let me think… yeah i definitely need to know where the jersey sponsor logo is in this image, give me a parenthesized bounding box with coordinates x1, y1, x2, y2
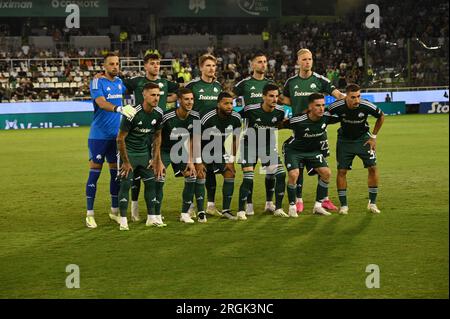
(250, 92, 263, 98)
(294, 91, 314, 97)
(133, 128, 153, 133)
(199, 95, 218, 100)
(342, 118, 365, 124)
(304, 132, 325, 138)
(106, 93, 123, 99)
(310, 83, 317, 89)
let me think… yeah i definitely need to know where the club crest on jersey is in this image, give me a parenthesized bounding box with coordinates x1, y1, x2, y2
(310, 83, 317, 89)
(158, 82, 164, 88)
(151, 119, 157, 125)
(358, 112, 365, 118)
(96, 154, 102, 160)
(272, 117, 277, 123)
(188, 124, 193, 130)
(321, 123, 327, 129)
(213, 87, 219, 93)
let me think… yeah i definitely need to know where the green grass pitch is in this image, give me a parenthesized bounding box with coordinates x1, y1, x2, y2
(0, 114, 448, 298)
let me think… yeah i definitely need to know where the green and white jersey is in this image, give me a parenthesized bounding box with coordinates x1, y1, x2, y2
(200, 108, 242, 151)
(160, 109, 200, 153)
(328, 99, 383, 140)
(285, 112, 340, 153)
(240, 103, 285, 147)
(233, 76, 272, 106)
(123, 76, 179, 111)
(119, 105, 164, 155)
(283, 72, 336, 115)
(185, 78, 222, 112)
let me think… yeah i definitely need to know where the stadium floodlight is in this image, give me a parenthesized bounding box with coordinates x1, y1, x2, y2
(416, 38, 441, 50)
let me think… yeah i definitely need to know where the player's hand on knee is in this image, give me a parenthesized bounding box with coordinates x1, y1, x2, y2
(153, 161, 165, 179)
(115, 105, 137, 119)
(185, 163, 196, 177)
(364, 137, 376, 151)
(120, 162, 133, 178)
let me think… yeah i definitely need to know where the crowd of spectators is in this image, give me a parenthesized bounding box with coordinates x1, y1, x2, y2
(0, 0, 448, 102)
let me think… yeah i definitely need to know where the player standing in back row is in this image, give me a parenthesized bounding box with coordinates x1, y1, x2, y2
(185, 54, 223, 217)
(327, 84, 384, 215)
(233, 52, 279, 215)
(122, 53, 179, 221)
(85, 53, 136, 229)
(282, 48, 345, 214)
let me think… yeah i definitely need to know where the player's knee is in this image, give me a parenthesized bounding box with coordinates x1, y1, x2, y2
(288, 170, 299, 183)
(337, 169, 347, 177)
(320, 168, 331, 181)
(367, 166, 377, 175)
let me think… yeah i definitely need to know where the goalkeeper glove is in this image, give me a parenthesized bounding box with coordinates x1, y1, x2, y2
(114, 104, 137, 119)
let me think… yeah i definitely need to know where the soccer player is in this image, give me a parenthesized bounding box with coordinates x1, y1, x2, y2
(233, 52, 278, 214)
(116, 82, 165, 230)
(122, 53, 179, 221)
(283, 93, 341, 217)
(85, 53, 136, 229)
(238, 83, 288, 219)
(185, 54, 223, 217)
(282, 48, 345, 214)
(152, 88, 199, 224)
(197, 91, 242, 221)
(327, 84, 385, 215)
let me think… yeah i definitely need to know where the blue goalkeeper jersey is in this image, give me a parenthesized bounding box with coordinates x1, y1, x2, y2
(89, 76, 126, 140)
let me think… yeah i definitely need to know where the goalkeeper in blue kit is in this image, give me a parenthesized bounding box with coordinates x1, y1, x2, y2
(85, 53, 137, 228)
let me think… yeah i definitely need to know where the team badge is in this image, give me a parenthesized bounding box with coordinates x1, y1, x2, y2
(358, 112, 365, 118)
(272, 117, 277, 123)
(151, 119, 157, 125)
(310, 83, 317, 89)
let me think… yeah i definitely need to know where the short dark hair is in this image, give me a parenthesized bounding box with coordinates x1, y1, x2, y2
(346, 83, 361, 93)
(251, 52, 266, 61)
(262, 83, 279, 96)
(143, 82, 160, 91)
(177, 87, 193, 98)
(308, 93, 325, 104)
(104, 52, 118, 62)
(217, 91, 233, 102)
(144, 53, 160, 64)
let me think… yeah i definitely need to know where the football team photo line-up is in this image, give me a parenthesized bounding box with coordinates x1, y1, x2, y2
(84, 50, 384, 230)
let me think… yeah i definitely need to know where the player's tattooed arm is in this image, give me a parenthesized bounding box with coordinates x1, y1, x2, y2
(364, 111, 385, 151)
(117, 130, 132, 178)
(152, 129, 165, 179)
(331, 89, 346, 100)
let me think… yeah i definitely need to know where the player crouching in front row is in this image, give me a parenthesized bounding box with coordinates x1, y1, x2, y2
(282, 93, 341, 216)
(116, 82, 166, 230)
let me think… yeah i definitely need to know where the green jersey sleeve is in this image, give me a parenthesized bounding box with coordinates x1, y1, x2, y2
(119, 115, 133, 132)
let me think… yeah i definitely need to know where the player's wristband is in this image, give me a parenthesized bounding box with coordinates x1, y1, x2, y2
(114, 106, 121, 113)
(368, 133, 377, 139)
